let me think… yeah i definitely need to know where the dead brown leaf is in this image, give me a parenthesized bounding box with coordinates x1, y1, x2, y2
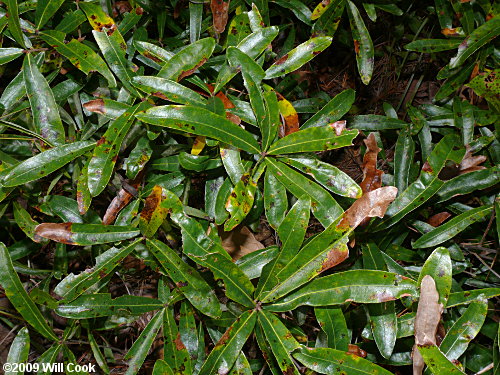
(211, 0, 230, 34)
(34, 223, 75, 244)
(103, 174, 143, 225)
(347, 344, 367, 358)
(359, 133, 383, 194)
(412, 275, 444, 375)
(219, 226, 264, 260)
(427, 212, 451, 227)
(83, 99, 106, 115)
(459, 151, 486, 175)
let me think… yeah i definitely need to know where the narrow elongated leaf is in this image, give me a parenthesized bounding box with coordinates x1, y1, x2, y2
(265, 37, 332, 79)
(36, 0, 65, 29)
(349, 115, 406, 130)
(55, 239, 141, 300)
(79, 2, 115, 31)
(346, 1, 374, 84)
(449, 18, 500, 68)
(446, 288, 500, 307)
(263, 172, 287, 229)
(13, 202, 39, 241)
(198, 310, 257, 375)
(405, 39, 462, 53)
(266, 270, 418, 311)
(417, 247, 452, 306)
(179, 302, 198, 360)
(294, 347, 393, 375)
(2, 141, 94, 187)
(147, 239, 221, 318)
(158, 38, 215, 81)
(124, 310, 163, 375)
(5, 327, 30, 375)
(301, 89, 355, 129)
(23, 54, 65, 145)
(258, 310, 301, 375)
(315, 307, 349, 350)
(163, 307, 192, 375)
(268, 124, 358, 154)
(56, 294, 164, 318)
(274, 0, 312, 24)
(265, 158, 343, 227)
(0, 243, 58, 341)
(139, 186, 168, 237)
(34, 223, 139, 245)
(262, 88, 280, 150)
(413, 205, 493, 248)
(0, 48, 23, 65)
(136, 105, 261, 154)
(153, 360, 174, 375)
(417, 345, 465, 374)
(40, 31, 116, 87)
(93, 29, 140, 97)
(5, 0, 25, 48)
(225, 173, 258, 231)
(88, 102, 148, 196)
(131, 76, 207, 106)
(311, 0, 345, 37)
(394, 126, 415, 194)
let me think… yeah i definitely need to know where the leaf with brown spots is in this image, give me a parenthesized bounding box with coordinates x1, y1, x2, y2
(139, 185, 169, 237)
(163, 306, 193, 374)
(276, 91, 300, 136)
(211, 0, 231, 34)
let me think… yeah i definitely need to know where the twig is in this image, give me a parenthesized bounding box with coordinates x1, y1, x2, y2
(479, 210, 495, 245)
(475, 363, 493, 375)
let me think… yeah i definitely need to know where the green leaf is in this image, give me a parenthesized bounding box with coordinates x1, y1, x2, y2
(131, 76, 207, 106)
(226, 13, 252, 47)
(179, 302, 199, 360)
(1, 141, 95, 187)
(34, 223, 140, 245)
(37, 344, 63, 375)
(261, 86, 280, 151)
(23, 53, 65, 145)
(139, 186, 169, 237)
(0, 243, 58, 341)
(224, 173, 259, 231)
(346, 0, 374, 84)
(54, 9, 87, 33)
(257, 196, 311, 298)
(449, 18, 500, 69)
(147, 239, 221, 318)
(158, 38, 215, 81)
(0, 48, 23, 65)
(301, 89, 355, 129)
(136, 105, 261, 154)
(265, 158, 343, 227)
(283, 156, 362, 198)
(215, 27, 279, 92)
(268, 125, 358, 155)
(273, 0, 312, 25)
(311, 0, 346, 37)
(163, 306, 192, 374)
(5, 0, 25, 48)
(413, 205, 493, 248)
(93, 29, 141, 97)
(294, 347, 393, 375)
(394, 126, 415, 195)
(466, 69, 500, 112)
(266, 270, 418, 312)
(315, 307, 349, 350)
(446, 288, 500, 307)
(417, 247, 452, 306)
(87, 330, 110, 374)
(265, 36, 332, 79)
(56, 294, 164, 318)
(435, 61, 475, 102)
(88, 102, 148, 196)
(258, 310, 301, 375)
(405, 39, 462, 53)
(198, 310, 257, 375)
(189, 1, 203, 43)
(440, 299, 488, 361)
(263, 172, 287, 229)
(5, 327, 30, 375)
(349, 115, 407, 130)
(124, 310, 163, 375)
(35, 0, 65, 29)
(79, 2, 115, 31)
(13, 202, 39, 241)
(417, 345, 465, 374)
(236, 246, 279, 280)
(54, 239, 141, 300)
(40, 31, 116, 87)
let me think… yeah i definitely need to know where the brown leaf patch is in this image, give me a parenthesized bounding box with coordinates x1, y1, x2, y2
(459, 151, 486, 175)
(219, 225, 264, 260)
(178, 58, 207, 82)
(319, 242, 349, 273)
(83, 99, 106, 115)
(359, 133, 383, 194)
(427, 212, 451, 227)
(347, 344, 367, 358)
(34, 223, 76, 244)
(140, 185, 163, 222)
(211, 0, 230, 34)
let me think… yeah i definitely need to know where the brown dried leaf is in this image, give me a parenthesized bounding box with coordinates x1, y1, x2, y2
(211, 0, 231, 34)
(83, 99, 106, 115)
(337, 186, 398, 230)
(276, 91, 299, 137)
(427, 212, 451, 227)
(103, 174, 143, 225)
(34, 223, 75, 245)
(413, 275, 443, 375)
(219, 225, 264, 260)
(359, 133, 383, 194)
(347, 344, 367, 358)
(459, 151, 486, 175)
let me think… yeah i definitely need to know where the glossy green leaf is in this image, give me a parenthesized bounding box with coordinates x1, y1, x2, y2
(179, 302, 198, 361)
(0, 47, 23, 65)
(34, 223, 140, 245)
(294, 347, 393, 375)
(268, 125, 357, 155)
(131, 76, 207, 106)
(274, 0, 312, 25)
(54, 9, 86, 33)
(23, 53, 65, 145)
(349, 115, 407, 130)
(261, 86, 280, 151)
(147, 239, 221, 318)
(265, 36, 332, 79)
(198, 310, 256, 375)
(311, 0, 346, 37)
(40, 31, 116, 87)
(55, 239, 141, 300)
(437, 166, 500, 202)
(417, 345, 465, 374)
(263, 172, 287, 229)
(56, 294, 164, 318)
(124, 136, 152, 179)
(13, 202, 39, 241)
(235, 246, 279, 280)
(265, 158, 343, 227)
(189, 1, 203, 43)
(258, 310, 301, 375)
(394, 126, 415, 195)
(35, 0, 65, 29)
(93, 29, 140, 97)
(134, 40, 174, 64)
(315, 307, 349, 350)
(124, 310, 163, 375)
(226, 13, 252, 47)
(79, 2, 115, 31)
(153, 360, 174, 375)
(266, 270, 418, 311)
(414, 205, 493, 249)
(446, 288, 500, 307)
(5, 0, 25, 48)
(88, 102, 148, 196)
(163, 306, 192, 374)
(301, 89, 355, 129)
(225, 173, 258, 231)
(139, 185, 168, 237)
(435, 61, 475, 101)
(5, 327, 30, 375)
(158, 38, 215, 81)
(136, 105, 261, 154)
(417, 247, 452, 306)
(405, 39, 462, 53)
(284, 156, 362, 198)
(346, 1, 374, 84)
(76, 158, 92, 215)
(0, 243, 58, 340)
(1, 141, 94, 187)
(449, 18, 500, 69)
